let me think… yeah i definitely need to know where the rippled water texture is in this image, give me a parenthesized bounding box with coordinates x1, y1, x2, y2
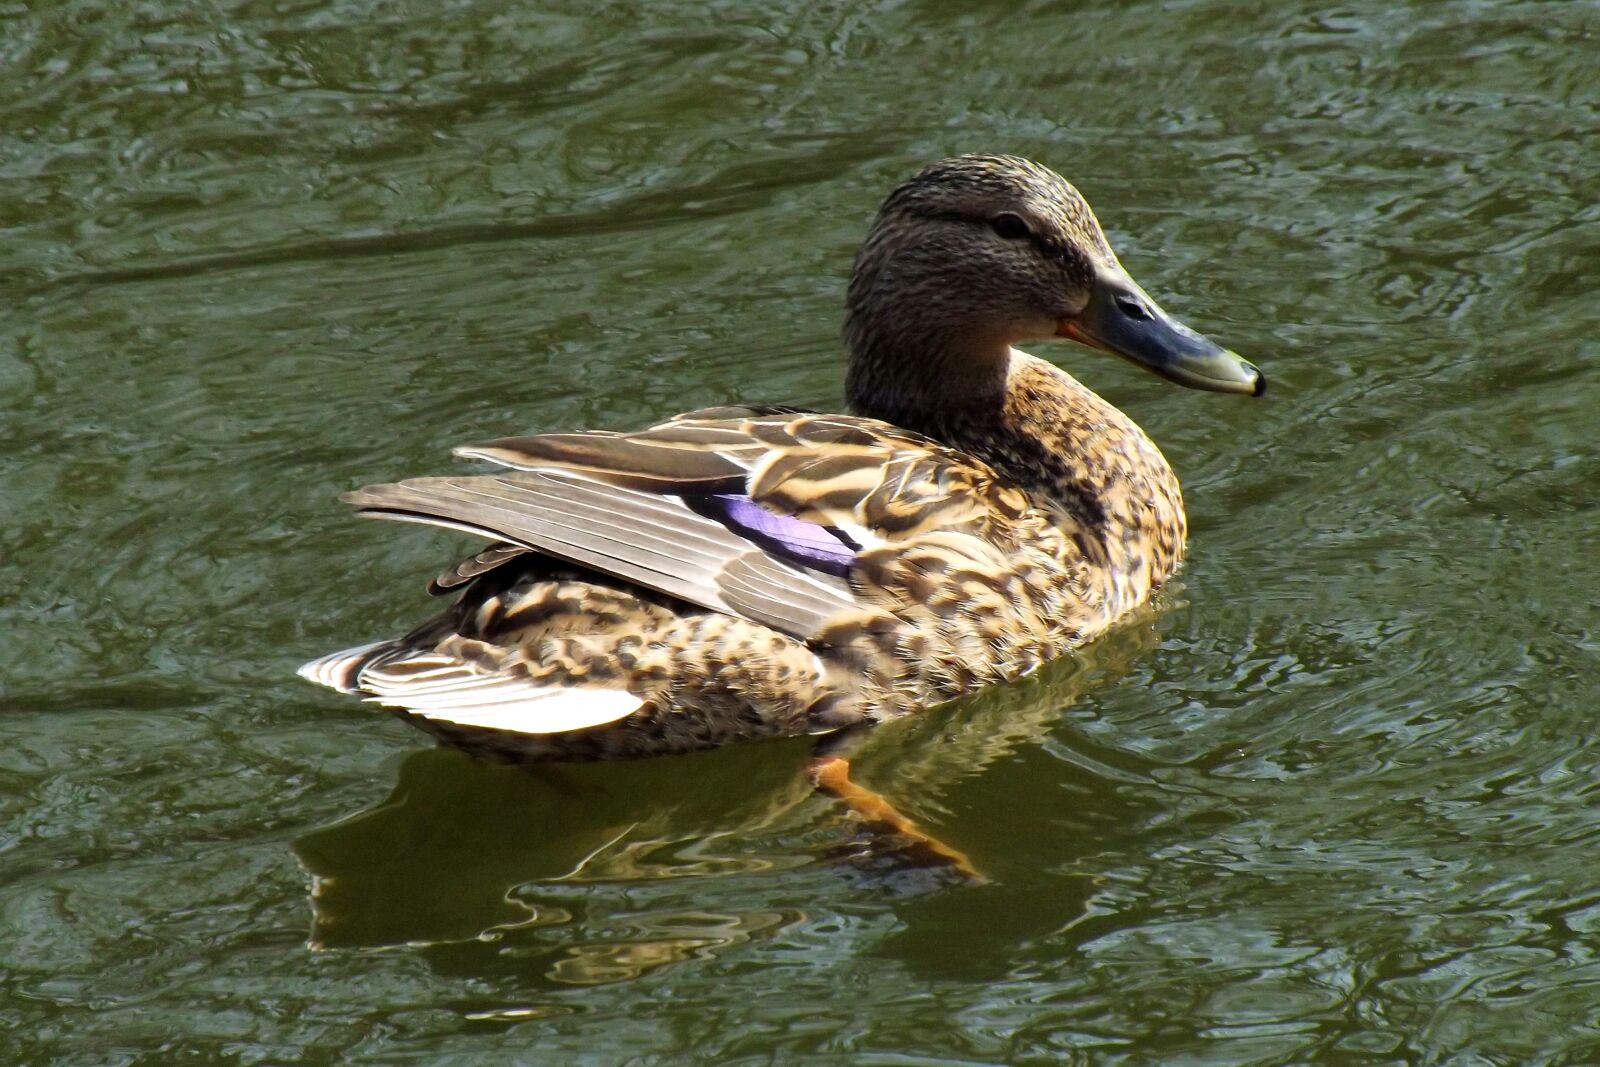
(3, 0, 1597, 1062)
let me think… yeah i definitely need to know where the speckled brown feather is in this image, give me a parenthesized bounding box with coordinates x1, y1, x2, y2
(306, 380, 1181, 760)
(300, 155, 1217, 762)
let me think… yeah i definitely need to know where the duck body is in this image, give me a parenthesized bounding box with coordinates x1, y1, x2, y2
(302, 156, 1261, 764)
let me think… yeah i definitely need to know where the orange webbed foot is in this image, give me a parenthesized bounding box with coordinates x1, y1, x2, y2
(807, 755, 984, 881)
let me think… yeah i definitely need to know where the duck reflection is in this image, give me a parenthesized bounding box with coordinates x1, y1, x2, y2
(293, 739, 814, 951)
(293, 603, 1166, 981)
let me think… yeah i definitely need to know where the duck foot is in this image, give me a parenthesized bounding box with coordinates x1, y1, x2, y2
(806, 755, 984, 881)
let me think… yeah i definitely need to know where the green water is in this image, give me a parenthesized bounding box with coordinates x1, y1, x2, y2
(3, 0, 1597, 1062)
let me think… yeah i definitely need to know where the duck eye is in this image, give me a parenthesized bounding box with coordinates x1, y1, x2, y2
(989, 213, 1031, 240)
(1115, 294, 1153, 321)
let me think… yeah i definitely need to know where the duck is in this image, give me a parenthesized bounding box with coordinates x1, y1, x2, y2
(300, 155, 1263, 826)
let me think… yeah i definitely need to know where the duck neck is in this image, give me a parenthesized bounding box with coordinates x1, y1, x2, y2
(847, 341, 1188, 607)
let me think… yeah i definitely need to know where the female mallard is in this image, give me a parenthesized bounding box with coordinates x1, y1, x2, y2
(302, 155, 1263, 772)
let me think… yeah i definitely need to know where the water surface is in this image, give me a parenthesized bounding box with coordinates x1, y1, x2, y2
(3, 0, 1598, 1062)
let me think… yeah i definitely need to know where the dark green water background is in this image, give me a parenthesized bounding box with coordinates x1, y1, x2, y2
(3, 1, 1597, 1063)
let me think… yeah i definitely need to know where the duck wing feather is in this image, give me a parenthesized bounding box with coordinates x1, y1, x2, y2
(343, 408, 1033, 643)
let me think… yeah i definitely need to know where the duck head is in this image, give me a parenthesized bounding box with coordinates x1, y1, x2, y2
(844, 154, 1264, 415)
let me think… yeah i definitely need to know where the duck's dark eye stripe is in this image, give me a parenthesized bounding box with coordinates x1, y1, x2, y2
(989, 213, 1031, 240)
(908, 207, 1069, 259)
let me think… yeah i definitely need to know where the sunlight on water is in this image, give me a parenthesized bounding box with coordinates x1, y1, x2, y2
(1, 0, 1597, 1062)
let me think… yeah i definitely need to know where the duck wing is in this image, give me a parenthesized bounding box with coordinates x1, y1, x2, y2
(341, 407, 1030, 643)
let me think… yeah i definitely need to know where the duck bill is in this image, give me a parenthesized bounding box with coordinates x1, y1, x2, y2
(1057, 264, 1265, 396)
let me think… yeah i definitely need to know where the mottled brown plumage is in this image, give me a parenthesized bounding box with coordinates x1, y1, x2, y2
(301, 155, 1263, 763)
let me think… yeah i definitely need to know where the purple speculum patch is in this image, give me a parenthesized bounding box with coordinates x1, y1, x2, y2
(686, 493, 860, 578)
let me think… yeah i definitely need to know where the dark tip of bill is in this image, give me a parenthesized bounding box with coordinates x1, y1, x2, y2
(1252, 370, 1268, 397)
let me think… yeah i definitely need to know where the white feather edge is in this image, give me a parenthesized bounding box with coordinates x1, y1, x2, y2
(298, 641, 388, 693)
(363, 653, 644, 734)
(377, 687, 643, 734)
(300, 645, 645, 735)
